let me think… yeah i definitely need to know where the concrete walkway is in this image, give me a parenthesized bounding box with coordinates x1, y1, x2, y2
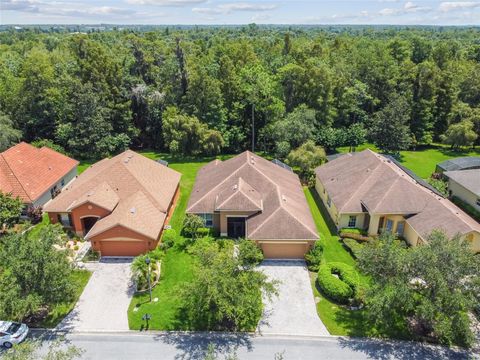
(57, 258, 134, 332)
(257, 260, 329, 336)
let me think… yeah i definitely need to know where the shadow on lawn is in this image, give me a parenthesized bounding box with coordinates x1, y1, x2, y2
(337, 337, 472, 360)
(152, 331, 253, 360)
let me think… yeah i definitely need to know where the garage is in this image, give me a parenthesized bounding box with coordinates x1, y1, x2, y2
(259, 241, 311, 259)
(97, 239, 148, 257)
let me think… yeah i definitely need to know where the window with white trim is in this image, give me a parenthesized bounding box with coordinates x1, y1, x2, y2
(199, 213, 213, 228)
(348, 216, 356, 228)
(396, 221, 405, 236)
(327, 195, 331, 207)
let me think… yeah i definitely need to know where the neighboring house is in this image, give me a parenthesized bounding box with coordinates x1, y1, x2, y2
(436, 157, 480, 174)
(44, 150, 181, 256)
(0, 142, 78, 208)
(444, 169, 480, 212)
(315, 149, 480, 253)
(186, 151, 318, 259)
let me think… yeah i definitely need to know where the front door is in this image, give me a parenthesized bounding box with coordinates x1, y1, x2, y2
(82, 217, 99, 235)
(227, 217, 246, 238)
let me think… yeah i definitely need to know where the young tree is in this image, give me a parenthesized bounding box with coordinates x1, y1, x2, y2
(370, 94, 413, 153)
(0, 224, 74, 320)
(180, 238, 277, 331)
(344, 123, 367, 152)
(357, 231, 480, 347)
(0, 191, 23, 230)
(0, 112, 21, 152)
(441, 120, 478, 149)
(286, 140, 326, 181)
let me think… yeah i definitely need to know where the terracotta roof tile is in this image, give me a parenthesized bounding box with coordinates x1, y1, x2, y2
(45, 150, 181, 240)
(0, 142, 78, 202)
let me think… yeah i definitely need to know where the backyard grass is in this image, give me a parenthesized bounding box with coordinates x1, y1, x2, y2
(37, 269, 91, 328)
(304, 187, 409, 339)
(127, 153, 232, 330)
(338, 143, 480, 179)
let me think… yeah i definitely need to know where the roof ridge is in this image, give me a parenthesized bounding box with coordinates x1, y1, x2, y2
(186, 161, 249, 212)
(371, 177, 399, 214)
(248, 207, 281, 238)
(339, 160, 383, 212)
(280, 203, 319, 239)
(0, 153, 31, 201)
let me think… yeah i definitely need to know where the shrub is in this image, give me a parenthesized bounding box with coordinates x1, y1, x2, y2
(26, 205, 43, 225)
(342, 238, 364, 259)
(73, 245, 79, 251)
(317, 262, 359, 304)
(237, 239, 264, 269)
(196, 227, 211, 237)
(340, 228, 367, 236)
(161, 228, 177, 249)
(304, 241, 323, 271)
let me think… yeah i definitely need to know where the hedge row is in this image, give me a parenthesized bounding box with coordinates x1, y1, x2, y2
(304, 241, 323, 271)
(342, 238, 364, 259)
(317, 262, 359, 304)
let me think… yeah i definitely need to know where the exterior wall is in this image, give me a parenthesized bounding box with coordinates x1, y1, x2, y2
(315, 177, 340, 227)
(89, 225, 158, 256)
(448, 178, 480, 212)
(466, 231, 480, 253)
(219, 211, 256, 236)
(368, 214, 406, 236)
(403, 222, 422, 247)
(33, 166, 78, 208)
(163, 185, 180, 226)
(338, 213, 367, 230)
(71, 203, 111, 235)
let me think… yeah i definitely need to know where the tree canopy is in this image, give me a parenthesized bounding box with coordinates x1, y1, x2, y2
(0, 27, 479, 158)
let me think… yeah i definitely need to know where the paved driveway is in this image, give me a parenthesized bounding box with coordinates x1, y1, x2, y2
(257, 260, 329, 336)
(58, 258, 134, 332)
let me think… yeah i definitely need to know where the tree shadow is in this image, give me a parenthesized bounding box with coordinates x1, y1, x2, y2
(337, 337, 473, 360)
(152, 331, 254, 360)
(306, 187, 338, 237)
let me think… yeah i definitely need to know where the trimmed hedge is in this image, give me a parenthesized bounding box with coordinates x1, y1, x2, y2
(317, 262, 359, 304)
(342, 238, 364, 259)
(339, 228, 367, 236)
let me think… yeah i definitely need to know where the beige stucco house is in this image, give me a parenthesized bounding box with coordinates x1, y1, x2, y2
(444, 169, 480, 212)
(315, 150, 480, 253)
(187, 151, 318, 258)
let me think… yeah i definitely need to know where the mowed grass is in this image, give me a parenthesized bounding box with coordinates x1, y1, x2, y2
(338, 143, 480, 179)
(127, 153, 234, 330)
(304, 187, 409, 339)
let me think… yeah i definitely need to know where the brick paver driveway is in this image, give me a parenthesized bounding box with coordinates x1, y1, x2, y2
(58, 258, 134, 332)
(257, 260, 329, 336)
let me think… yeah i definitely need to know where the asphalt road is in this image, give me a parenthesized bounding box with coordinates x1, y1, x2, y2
(13, 331, 477, 360)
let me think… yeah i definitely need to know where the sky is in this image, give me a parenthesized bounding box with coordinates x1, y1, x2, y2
(1, 0, 480, 25)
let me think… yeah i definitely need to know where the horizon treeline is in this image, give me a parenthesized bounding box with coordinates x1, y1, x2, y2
(0, 25, 479, 158)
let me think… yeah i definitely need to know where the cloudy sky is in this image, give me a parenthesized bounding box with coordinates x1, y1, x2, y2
(1, 0, 479, 25)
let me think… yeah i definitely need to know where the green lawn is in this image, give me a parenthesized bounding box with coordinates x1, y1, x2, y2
(304, 187, 409, 339)
(338, 143, 480, 179)
(128, 154, 218, 330)
(37, 270, 91, 328)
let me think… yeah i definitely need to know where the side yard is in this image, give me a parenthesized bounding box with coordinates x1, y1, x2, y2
(304, 187, 409, 339)
(338, 143, 480, 179)
(127, 155, 210, 330)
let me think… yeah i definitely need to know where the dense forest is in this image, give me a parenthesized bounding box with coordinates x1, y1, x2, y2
(0, 25, 479, 159)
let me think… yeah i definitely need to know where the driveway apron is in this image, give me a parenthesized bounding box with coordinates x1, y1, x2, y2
(257, 259, 329, 336)
(57, 258, 134, 332)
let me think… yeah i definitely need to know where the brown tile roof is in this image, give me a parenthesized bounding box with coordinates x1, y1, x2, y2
(444, 169, 480, 196)
(44, 150, 181, 241)
(315, 149, 480, 238)
(187, 151, 318, 240)
(0, 142, 78, 203)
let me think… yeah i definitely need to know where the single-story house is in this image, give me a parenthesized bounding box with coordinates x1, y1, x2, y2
(44, 150, 181, 256)
(436, 157, 480, 174)
(186, 151, 318, 259)
(0, 142, 78, 207)
(444, 169, 480, 212)
(315, 149, 480, 253)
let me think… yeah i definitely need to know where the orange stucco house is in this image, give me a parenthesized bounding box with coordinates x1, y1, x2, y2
(44, 150, 181, 256)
